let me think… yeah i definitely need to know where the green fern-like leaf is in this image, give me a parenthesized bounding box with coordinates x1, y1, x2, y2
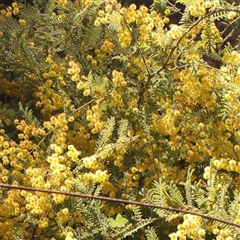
(81, 25, 103, 50)
(145, 227, 160, 240)
(192, 184, 208, 209)
(11, 228, 25, 240)
(217, 100, 231, 120)
(19, 37, 39, 69)
(180, 169, 194, 206)
(229, 192, 240, 219)
(112, 218, 156, 240)
(1, 15, 21, 36)
(166, 182, 186, 208)
(0, 102, 19, 120)
(150, 0, 168, 14)
(148, 179, 168, 206)
(219, 182, 230, 209)
(93, 184, 102, 197)
(132, 204, 142, 221)
(116, 119, 129, 145)
(76, 199, 106, 239)
(96, 117, 115, 151)
(18, 102, 40, 126)
(117, 119, 128, 139)
(107, 10, 122, 32)
(176, 0, 197, 5)
(109, 213, 131, 229)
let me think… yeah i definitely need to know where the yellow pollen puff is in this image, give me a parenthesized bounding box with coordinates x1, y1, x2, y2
(86, 55, 92, 61)
(164, 9, 171, 15)
(19, 19, 26, 26)
(198, 229, 206, 236)
(83, 156, 97, 168)
(213, 228, 220, 234)
(203, 1, 212, 8)
(120, 7, 127, 15)
(12, 8, 19, 15)
(5, 11, 11, 17)
(68, 60, 76, 67)
(213, 159, 220, 168)
(163, 17, 169, 24)
(198, 123, 204, 129)
(213, 0, 220, 7)
(68, 68, 75, 75)
(131, 166, 138, 173)
(105, 4, 112, 12)
(77, 81, 85, 90)
(204, 166, 211, 173)
(62, 208, 69, 214)
(91, 59, 97, 66)
(129, 4, 136, 11)
(12, 2, 18, 7)
(68, 116, 74, 122)
(71, 74, 80, 81)
(98, 10, 105, 17)
(94, 17, 102, 26)
(169, 233, 178, 240)
(208, 195, 214, 202)
(83, 89, 91, 96)
(95, 169, 108, 183)
(68, 144, 76, 151)
(228, 11, 236, 20)
(7, 6, 12, 11)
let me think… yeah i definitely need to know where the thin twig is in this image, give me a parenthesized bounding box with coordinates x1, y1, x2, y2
(0, 183, 239, 228)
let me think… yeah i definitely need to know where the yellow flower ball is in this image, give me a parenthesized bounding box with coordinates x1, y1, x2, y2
(19, 19, 26, 26)
(83, 89, 91, 96)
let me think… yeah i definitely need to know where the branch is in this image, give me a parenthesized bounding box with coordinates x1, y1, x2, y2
(0, 183, 239, 228)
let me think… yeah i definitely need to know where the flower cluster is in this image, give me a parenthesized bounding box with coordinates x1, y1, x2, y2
(55, 0, 68, 8)
(188, 0, 220, 17)
(170, 215, 205, 240)
(35, 55, 68, 116)
(222, 50, 240, 66)
(0, 78, 26, 102)
(112, 70, 127, 87)
(83, 169, 109, 184)
(167, 24, 183, 40)
(0, 2, 19, 17)
(67, 144, 81, 162)
(201, 21, 223, 49)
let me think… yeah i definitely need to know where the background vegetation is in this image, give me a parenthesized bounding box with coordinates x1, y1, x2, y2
(0, 0, 240, 239)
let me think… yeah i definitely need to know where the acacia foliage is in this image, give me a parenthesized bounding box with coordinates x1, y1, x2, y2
(0, 0, 240, 239)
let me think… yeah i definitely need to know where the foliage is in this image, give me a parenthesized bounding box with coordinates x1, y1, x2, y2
(0, 0, 240, 239)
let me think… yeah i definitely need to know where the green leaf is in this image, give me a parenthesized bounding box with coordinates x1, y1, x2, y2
(145, 227, 160, 240)
(109, 213, 130, 228)
(176, 0, 198, 6)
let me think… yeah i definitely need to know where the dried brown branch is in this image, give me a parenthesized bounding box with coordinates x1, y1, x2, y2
(0, 183, 239, 228)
